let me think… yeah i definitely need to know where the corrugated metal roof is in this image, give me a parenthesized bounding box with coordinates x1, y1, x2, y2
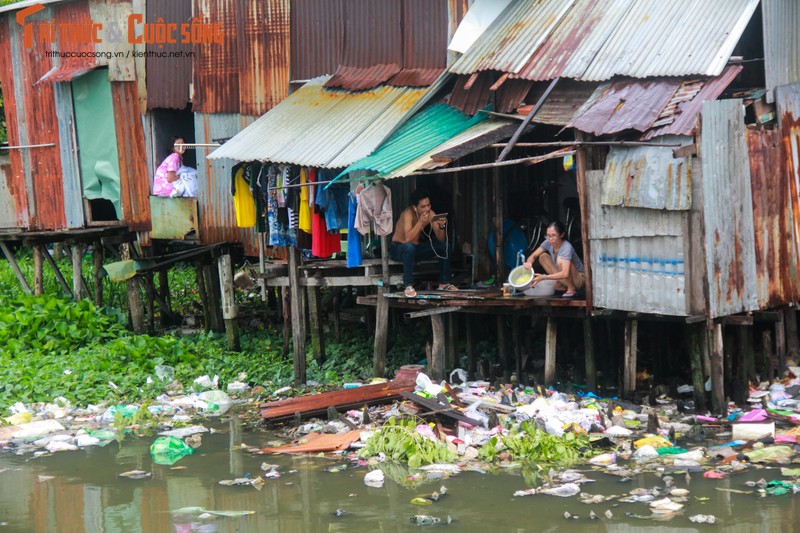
(338, 103, 489, 178)
(776, 84, 800, 296)
(193, 0, 240, 114)
(145, 0, 192, 110)
(515, 80, 599, 125)
(587, 170, 687, 315)
(450, 0, 759, 82)
(570, 66, 743, 138)
(700, 99, 758, 318)
(642, 66, 743, 140)
(382, 118, 515, 179)
(37, 64, 97, 84)
(747, 127, 796, 307)
(601, 139, 692, 211)
(450, 0, 573, 76)
(207, 76, 428, 168)
(763, 0, 800, 104)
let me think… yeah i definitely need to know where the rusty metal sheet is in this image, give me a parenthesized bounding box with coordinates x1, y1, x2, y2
(776, 83, 800, 298)
(517, 79, 599, 125)
(16, 7, 66, 230)
(0, 154, 19, 229)
(0, 18, 28, 227)
(495, 78, 533, 114)
(237, 0, 290, 116)
(192, 0, 240, 114)
(290, 0, 343, 81)
(327, 64, 402, 91)
(701, 99, 758, 318)
(643, 66, 743, 140)
(587, 170, 687, 315)
(570, 79, 680, 136)
(112, 81, 151, 232)
(764, 0, 800, 104)
(747, 127, 795, 308)
(448, 72, 493, 116)
(601, 140, 692, 211)
(88, 0, 135, 81)
(195, 112, 262, 256)
(145, 0, 192, 110)
(149, 196, 196, 239)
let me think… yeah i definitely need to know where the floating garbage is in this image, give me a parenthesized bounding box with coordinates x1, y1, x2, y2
(150, 436, 194, 466)
(689, 514, 716, 524)
(411, 515, 452, 526)
(364, 469, 385, 488)
(118, 470, 152, 479)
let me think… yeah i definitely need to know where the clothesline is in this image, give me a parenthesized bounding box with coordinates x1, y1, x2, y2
(266, 178, 338, 192)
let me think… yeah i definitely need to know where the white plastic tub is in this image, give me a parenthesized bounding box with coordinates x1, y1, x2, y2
(523, 279, 557, 297)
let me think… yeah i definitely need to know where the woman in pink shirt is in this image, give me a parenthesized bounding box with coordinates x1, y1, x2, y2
(152, 136, 185, 197)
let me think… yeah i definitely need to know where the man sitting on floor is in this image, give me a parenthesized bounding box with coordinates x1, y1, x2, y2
(389, 188, 458, 297)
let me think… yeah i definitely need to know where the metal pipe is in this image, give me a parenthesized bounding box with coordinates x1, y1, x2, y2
(412, 149, 574, 176)
(489, 141, 683, 148)
(0, 143, 56, 150)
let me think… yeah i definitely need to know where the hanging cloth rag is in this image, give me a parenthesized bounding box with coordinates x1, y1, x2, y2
(347, 192, 363, 267)
(355, 182, 393, 236)
(232, 166, 256, 227)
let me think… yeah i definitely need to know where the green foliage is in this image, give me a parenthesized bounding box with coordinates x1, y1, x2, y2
(358, 417, 456, 468)
(478, 421, 588, 465)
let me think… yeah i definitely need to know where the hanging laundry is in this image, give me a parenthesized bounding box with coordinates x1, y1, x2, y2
(232, 165, 256, 228)
(355, 182, 393, 236)
(347, 192, 363, 267)
(267, 165, 297, 247)
(297, 167, 313, 249)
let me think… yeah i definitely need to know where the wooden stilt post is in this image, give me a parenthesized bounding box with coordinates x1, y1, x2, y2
(734, 326, 752, 406)
(512, 315, 522, 383)
(711, 323, 725, 415)
(584, 317, 596, 393)
(158, 269, 171, 327)
(288, 247, 307, 384)
(776, 309, 787, 371)
(281, 286, 291, 357)
(258, 232, 267, 302)
(0, 242, 31, 294)
(33, 245, 43, 296)
(762, 329, 773, 383)
(71, 244, 83, 302)
(430, 314, 445, 381)
(308, 286, 325, 363)
(204, 262, 224, 332)
(495, 315, 506, 381)
(40, 244, 71, 295)
(785, 307, 799, 359)
(144, 273, 155, 334)
(466, 315, 476, 380)
(492, 163, 505, 286)
(333, 289, 342, 343)
(545, 317, 557, 385)
(218, 254, 240, 351)
(688, 323, 707, 413)
(195, 260, 211, 332)
(447, 313, 457, 371)
(121, 243, 144, 333)
(623, 320, 638, 396)
(373, 235, 390, 377)
(93, 240, 103, 306)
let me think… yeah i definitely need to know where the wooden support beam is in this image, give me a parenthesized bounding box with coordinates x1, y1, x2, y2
(497, 77, 559, 162)
(688, 323, 707, 413)
(762, 329, 774, 383)
(93, 240, 103, 306)
(776, 310, 786, 371)
(685, 315, 707, 324)
(281, 287, 291, 357)
(492, 162, 505, 286)
(544, 317, 557, 385)
(373, 235, 391, 378)
(623, 320, 638, 396)
(121, 243, 144, 334)
(447, 314, 457, 371)
(39, 244, 71, 295)
(430, 314, 445, 381)
(584, 317, 596, 393)
(204, 262, 224, 332)
(466, 315, 476, 380)
(158, 269, 171, 327)
(574, 130, 593, 313)
(0, 242, 31, 294)
(495, 315, 506, 382)
(734, 325, 752, 405)
(672, 143, 697, 158)
(333, 289, 342, 343)
(785, 307, 799, 359)
(405, 306, 464, 319)
(308, 286, 325, 363)
(710, 323, 725, 415)
(288, 247, 307, 384)
(71, 244, 83, 301)
(513, 315, 523, 384)
(33, 245, 43, 296)
(218, 254, 240, 351)
(144, 273, 155, 334)
(720, 315, 754, 326)
(195, 260, 211, 332)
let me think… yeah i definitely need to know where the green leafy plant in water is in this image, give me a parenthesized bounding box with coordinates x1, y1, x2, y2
(358, 417, 456, 468)
(478, 421, 588, 465)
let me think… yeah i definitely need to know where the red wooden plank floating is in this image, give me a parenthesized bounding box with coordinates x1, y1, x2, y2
(260, 370, 420, 422)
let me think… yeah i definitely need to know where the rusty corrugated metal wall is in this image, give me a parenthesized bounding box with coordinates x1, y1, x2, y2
(0, 18, 27, 227)
(193, 0, 290, 116)
(112, 82, 151, 232)
(145, 0, 193, 110)
(700, 99, 758, 318)
(747, 127, 795, 307)
(291, 0, 343, 80)
(776, 83, 800, 298)
(9, 7, 66, 231)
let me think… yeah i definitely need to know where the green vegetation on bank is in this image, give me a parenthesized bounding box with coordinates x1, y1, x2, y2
(0, 250, 434, 414)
